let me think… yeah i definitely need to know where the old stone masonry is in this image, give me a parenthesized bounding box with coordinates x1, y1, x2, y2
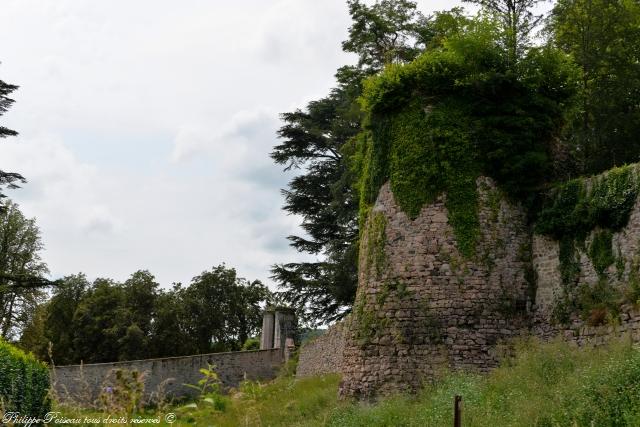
(296, 165, 640, 399)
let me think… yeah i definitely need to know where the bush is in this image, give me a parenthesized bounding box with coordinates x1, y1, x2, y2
(0, 338, 50, 418)
(241, 338, 260, 351)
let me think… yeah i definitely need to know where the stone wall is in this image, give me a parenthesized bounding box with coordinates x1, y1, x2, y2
(338, 165, 640, 400)
(53, 349, 284, 404)
(296, 321, 347, 378)
(339, 178, 532, 398)
(536, 305, 640, 346)
(532, 169, 640, 339)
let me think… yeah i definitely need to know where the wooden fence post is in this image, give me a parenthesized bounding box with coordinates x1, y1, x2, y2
(454, 395, 462, 427)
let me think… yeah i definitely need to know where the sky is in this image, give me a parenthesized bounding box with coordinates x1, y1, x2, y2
(0, 0, 471, 289)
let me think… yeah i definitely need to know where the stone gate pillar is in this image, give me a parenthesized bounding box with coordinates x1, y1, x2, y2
(274, 309, 296, 350)
(260, 311, 275, 350)
(259, 307, 297, 351)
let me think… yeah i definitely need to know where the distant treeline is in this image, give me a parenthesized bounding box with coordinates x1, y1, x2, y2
(18, 265, 270, 365)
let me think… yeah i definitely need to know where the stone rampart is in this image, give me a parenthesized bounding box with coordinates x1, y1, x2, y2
(296, 321, 347, 377)
(52, 349, 284, 404)
(338, 165, 640, 399)
(339, 178, 532, 398)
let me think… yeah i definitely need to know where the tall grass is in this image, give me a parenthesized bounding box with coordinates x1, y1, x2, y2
(328, 338, 640, 427)
(56, 337, 640, 426)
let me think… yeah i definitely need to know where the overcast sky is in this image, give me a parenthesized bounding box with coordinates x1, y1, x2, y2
(0, 0, 470, 288)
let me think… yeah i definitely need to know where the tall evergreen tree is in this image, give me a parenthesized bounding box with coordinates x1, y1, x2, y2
(0, 74, 24, 200)
(270, 1, 461, 324)
(271, 68, 364, 323)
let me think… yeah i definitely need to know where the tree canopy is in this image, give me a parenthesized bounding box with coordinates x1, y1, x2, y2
(19, 265, 271, 364)
(0, 201, 48, 340)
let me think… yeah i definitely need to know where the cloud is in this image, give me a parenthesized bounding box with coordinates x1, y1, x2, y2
(0, 0, 479, 289)
(170, 109, 277, 164)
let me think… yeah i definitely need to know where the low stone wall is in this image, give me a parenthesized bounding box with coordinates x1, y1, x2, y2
(52, 349, 284, 404)
(296, 321, 347, 378)
(535, 305, 640, 346)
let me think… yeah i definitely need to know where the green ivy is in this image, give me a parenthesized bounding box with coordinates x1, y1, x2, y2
(353, 30, 574, 260)
(588, 229, 615, 279)
(0, 338, 50, 418)
(536, 164, 639, 238)
(540, 165, 640, 325)
(357, 97, 480, 258)
(365, 211, 388, 279)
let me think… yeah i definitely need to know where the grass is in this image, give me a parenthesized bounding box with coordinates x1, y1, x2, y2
(55, 337, 640, 426)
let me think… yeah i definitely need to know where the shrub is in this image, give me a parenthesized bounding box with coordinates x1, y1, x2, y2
(241, 338, 260, 351)
(0, 338, 50, 418)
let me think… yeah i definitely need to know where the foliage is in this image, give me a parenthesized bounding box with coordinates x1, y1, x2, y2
(20, 265, 271, 363)
(241, 337, 260, 351)
(271, 4, 480, 324)
(464, 0, 546, 66)
(343, 0, 430, 70)
(98, 369, 145, 416)
(180, 265, 270, 353)
(0, 337, 50, 418)
(547, 0, 640, 174)
(184, 364, 221, 397)
(588, 229, 615, 278)
(0, 200, 49, 340)
(365, 211, 387, 278)
(180, 365, 233, 416)
(270, 65, 363, 324)
(536, 165, 640, 324)
(535, 165, 639, 254)
(37, 274, 89, 364)
(0, 74, 24, 200)
(356, 22, 576, 258)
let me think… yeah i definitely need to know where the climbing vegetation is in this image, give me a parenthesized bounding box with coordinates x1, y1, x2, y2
(365, 212, 388, 278)
(535, 165, 640, 324)
(353, 20, 577, 258)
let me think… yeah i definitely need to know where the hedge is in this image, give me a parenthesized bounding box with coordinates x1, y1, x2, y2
(0, 338, 51, 418)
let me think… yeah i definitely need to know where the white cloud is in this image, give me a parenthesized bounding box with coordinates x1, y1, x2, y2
(0, 0, 473, 288)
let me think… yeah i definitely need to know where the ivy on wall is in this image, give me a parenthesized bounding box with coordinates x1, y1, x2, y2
(536, 164, 640, 325)
(352, 28, 575, 259)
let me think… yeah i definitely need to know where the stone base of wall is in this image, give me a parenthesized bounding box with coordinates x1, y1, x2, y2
(338, 179, 533, 399)
(52, 349, 284, 405)
(534, 304, 640, 346)
(296, 321, 347, 378)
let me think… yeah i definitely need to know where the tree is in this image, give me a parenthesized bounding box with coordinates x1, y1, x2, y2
(342, 0, 428, 70)
(464, 0, 545, 66)
(0, 201, 48, 340)
(547, 0, 640, 173)
(272, 1, 428, 324)
(0, 74, 25, 200)
(71, 278, 125, 363)
(40, 274, 89, 364)
(271, 67, 363, 324)
(180, 265, 270, 353)
(272, 4, 474, 324)
(150, 283, 193, 357)
(120, 270, 159, 358)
